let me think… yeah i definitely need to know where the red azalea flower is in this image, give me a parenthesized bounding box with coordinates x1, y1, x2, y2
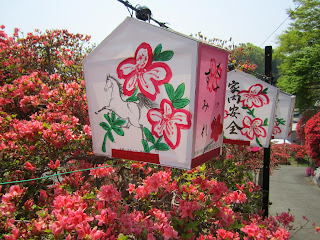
(238, 84, 269, 109)
(147, 99, 192, 149)
(240, 116, 267, 140)
(210, 114, 223, 141)
(206, 58, 222, 92)
(117, 42, 172, 101)
(48, 159, 60, 170)
(24, 161, 36, 172)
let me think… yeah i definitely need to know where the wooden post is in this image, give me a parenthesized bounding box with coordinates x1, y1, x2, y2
(262, 46, 272, 218)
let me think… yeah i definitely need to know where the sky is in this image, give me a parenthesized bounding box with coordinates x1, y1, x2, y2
(1, 0, 297, 48)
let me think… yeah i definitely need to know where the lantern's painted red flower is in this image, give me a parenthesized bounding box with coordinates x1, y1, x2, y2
(238, 84, 269, 109)
(210, 114, 223, 141)
(117, 42, 172, 101)
(273, 123, 282, 135)
(240, 116, 266, 140)
(147, 99, 192, 149)
(206, 58, 222, 92)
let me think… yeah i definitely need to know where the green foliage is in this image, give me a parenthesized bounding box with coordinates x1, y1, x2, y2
(276, 0, 320, 112)
(277, 44, 320, 112)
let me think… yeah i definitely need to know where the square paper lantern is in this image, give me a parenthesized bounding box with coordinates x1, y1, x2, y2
(223, 70, 279, 148)
(83, 17, 228, 169)
(272, 91, 296, 139)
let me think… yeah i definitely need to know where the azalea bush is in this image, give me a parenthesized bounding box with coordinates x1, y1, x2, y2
(1, 25, 318, 239)
(296, 109, 320, 144)
(305, 111, 320, 167)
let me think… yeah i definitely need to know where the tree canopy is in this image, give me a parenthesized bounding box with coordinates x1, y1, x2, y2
(276, 0, 320, 112)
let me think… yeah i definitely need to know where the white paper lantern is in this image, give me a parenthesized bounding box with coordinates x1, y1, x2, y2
(83, 17, 229, 169)
(224, 70, 279, 148)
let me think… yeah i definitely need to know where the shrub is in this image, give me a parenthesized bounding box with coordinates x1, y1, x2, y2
(305, 112, 320, 167)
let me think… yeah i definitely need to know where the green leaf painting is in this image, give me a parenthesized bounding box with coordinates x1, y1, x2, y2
(141, 127, 170, 153)
(164, 83, 190, 109)
(153, 44, 174, 62)
(100, 111, 126, 152)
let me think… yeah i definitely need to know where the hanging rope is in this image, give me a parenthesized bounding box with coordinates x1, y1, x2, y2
(0, 163, 126, 186)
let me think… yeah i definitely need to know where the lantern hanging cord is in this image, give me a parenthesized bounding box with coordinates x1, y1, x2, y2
(0, 163, 126, 186)
(117, 0, 168, 28)
(259, 3, 301, 47)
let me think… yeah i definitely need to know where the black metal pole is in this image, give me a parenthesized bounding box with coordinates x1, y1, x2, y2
(262, 46, 272, 218)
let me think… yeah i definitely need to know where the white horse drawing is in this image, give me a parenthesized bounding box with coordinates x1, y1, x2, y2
(95, 74, 157, 135)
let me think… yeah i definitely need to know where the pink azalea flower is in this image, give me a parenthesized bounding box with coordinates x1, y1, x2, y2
(97, 184, 121, 202)
(206, 58, 222, 92)
(241, 116, 266, 140)
(126, 183, 135, 194)
(178, 199, 201, 219)
(117, 42, 172, 101)
(76, 222, 105, 240)
(163, 225, 178, 240)
(238, 84, 269, 109)
(147, 99, 192, 149)
(9, 185, 25, 198)
(96, 208, 117, 226)
(247, 146, 262, 152)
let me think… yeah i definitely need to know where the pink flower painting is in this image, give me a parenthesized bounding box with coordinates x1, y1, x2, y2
(147, 99, 192, 149)
(238, 84, 269, 109)
(273, 123, 282, 135)
(210, 114, 223, 142)
(240, 116, 267, 140)
(206, 58, 222, 92)
(117, 42, 172, 101)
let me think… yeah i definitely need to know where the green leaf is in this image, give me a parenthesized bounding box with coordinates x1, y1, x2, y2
(125, 87, 138, 102)
(174, 83, 185, 100)
(263, 118, 268, 126)
(165, 83, 175, 102)
(118, 234, 128, 240)
(106, 130, 114, 142)
(104, 114, 112, 124)
(125, 96, 138, 102)
(157, 50, 174, 61)
(99, 122, 111, 131)
(154, 135, 163, 145)
(247, 108, 256, 118)
(111, 111, 116, 122)
(172, 98, 190, 109)
(143, 127, 155, 144)
(182, 233, 194, 239)
(112, 126, 124, 136)
(153, 44, 162, 61)
(141, 139, 150, 153)
(262, 88, 268, 94)
(155, 142, 170, 151)
(114, 118, 126, 126)
(102, 133, 108, 152)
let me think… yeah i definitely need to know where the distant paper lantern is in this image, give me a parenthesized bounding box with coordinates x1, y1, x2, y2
(223, 70, 279, 147)
(272, 91, 296, 139)
(83, 17, 228, 169)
